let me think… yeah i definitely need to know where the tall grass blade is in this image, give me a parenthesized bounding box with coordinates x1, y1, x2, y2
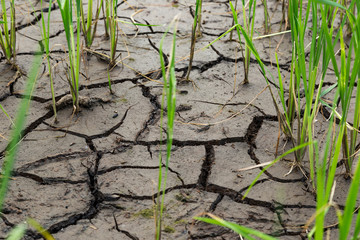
(40, 0, 57, 121)
(155, 15, 179, 239)
(242, 142, 311, 200)
(57, 0, 82, 111)
(185, 0, 202, 81)
(80, 0, 103, 48)
(0, 0, 16, 63)
(195, 213, 278, 240)
(0, 47, 43, 213)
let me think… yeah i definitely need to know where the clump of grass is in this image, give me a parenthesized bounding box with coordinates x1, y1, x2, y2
(39, 0, 57, 121)
(197, 1, 360, 239)
(155, 15, 179, 240)
(261, 0, 270, 34)
(0, 0, 16, 65)
(325, 1, 360, 178)
(104, 0, 119, 68)
(278, 0, 325, 167)
(103, 0, 121, 93)
(57, 0, 82, 112)
(230, 0, 257, 84)
(272, 0, 348, 185)
(80, 0, 103, 48)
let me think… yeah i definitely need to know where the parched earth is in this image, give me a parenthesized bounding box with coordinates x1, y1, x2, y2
(0, 0, 357, 239)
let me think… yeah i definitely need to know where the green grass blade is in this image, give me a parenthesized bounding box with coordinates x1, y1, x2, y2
(195, 214, 278, 240)
(156, 15, 179, 239)
(0, 104, 14, 126)
(6, 223, 27, 240)
(315, 0, 346, 10)
(27, 218, 55, 240)
(242, 142, 311, 200)
(339, 155, 360, 239)
(0, 47, 43, 213)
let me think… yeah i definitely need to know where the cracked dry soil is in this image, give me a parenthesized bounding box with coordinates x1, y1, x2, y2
(0, 0, 358, 239)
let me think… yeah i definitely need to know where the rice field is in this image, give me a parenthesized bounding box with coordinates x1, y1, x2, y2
(1, 0, 360, 239)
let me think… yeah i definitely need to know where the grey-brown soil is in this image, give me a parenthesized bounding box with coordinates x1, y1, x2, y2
(0, 1, 358, 239)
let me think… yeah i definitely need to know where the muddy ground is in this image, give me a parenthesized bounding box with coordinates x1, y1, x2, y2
(0, 0, 358, 239)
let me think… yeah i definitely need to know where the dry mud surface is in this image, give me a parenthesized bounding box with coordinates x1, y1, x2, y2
(0, 0, 358, 239)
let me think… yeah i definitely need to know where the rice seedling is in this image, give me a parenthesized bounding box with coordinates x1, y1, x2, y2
(196, 1, 360, 238)
(230, 0, 257, 84)
(0, 0, 16, 64)
(155, 15, 179, 239)
(281, 0, 323, 165)
(261, 0, 270, 34)
(101, 0, 121, 93)
(80, 0, 103, 48)
(185, 0, 202, 82)
(309, 89, 359, 239)
(39, 0, 57, 121)
(322, 1, 360, 177)
(272, 0, 349, 181)
(229, 0, 237, 41)
(57, 0, 82, 112)
(104, 0, 119, 68)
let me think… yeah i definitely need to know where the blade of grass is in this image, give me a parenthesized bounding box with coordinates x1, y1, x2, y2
(242, 142, 311, 200)
(195, 213, 278, 240)
(57, 0, 82, 111)
(156, 15, 179, 239)
(27, 218, 55, 240)
(39, 0, 57, 121)
(0, 47, 43, 213)
(185, 0, 202, 81)
(6, 223, 27, 240)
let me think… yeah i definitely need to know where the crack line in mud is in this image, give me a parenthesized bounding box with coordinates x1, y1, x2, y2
(113, 212, 140, 240)
(103, 181, 316, 212)
(135, 84, 161, 141)
(191, 99, 267, 116)
(121, 136, 246, 147)
(39, 152, 104, 237)
(15, 151, 92, 172)
(197, 145, 215, 189)
(147, 36, 169, 72)
(0, 110, 54, 157)
(171, 45, 291, 77)
(210, 45, 291, 72)
(103, 184, 197, 202)
(245, 115, 306, 183)
(188, 228, 230, 239)
(13, 171, 87, 185)
(41, 106, 131, 152)
(98, 165, 159, 175)
(208, 194, 224, 212)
